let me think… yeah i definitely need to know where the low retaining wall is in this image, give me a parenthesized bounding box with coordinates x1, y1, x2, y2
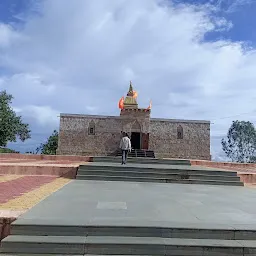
(0, 153, 93, 178)
(236, 173, 256, 184)
(0, 153, 93, 162)
(0, 165, 78, 178)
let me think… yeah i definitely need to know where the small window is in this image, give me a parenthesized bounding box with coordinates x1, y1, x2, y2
(88, 121, 95, 135)
(89, 127, 94, 135)
(177, 125, 183, 139)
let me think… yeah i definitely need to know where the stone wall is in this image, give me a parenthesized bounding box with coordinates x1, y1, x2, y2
(57, 114, 122, 156)
(57, 112, 151, 156)
(120, 109, 150, 134)
(149, 119, 211, 160)
(57, 114, 211, 160)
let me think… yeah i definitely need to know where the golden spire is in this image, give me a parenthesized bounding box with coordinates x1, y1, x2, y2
(123, 81, 138, 109)
(127, 81, 134, 96)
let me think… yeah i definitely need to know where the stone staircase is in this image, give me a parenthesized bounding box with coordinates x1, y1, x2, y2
(77, 158, 244, 186)
(1, 219, 256, 255)
(115, 149, 155, 158)
(93, 156, 191, 165)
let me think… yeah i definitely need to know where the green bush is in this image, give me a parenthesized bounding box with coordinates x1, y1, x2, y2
(0, 147, 19, 153)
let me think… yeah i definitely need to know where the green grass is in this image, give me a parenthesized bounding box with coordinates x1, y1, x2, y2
(0, 147, 19, 153)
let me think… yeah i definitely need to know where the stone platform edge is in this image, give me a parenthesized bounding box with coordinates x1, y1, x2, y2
(0, 165, 78, 178)
(0, 153, 93, 161)
(191, 160, 256, 184)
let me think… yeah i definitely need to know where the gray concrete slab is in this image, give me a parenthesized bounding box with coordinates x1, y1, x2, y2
(16, 180, 256, 227)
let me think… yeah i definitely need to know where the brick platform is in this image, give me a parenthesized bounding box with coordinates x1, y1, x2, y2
(0, 154, 92, 178)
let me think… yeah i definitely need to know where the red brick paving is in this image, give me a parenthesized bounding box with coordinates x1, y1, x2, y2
(0, 176, 56, 204)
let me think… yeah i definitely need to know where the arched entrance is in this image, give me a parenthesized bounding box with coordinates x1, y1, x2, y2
(131, 121, 141, 149)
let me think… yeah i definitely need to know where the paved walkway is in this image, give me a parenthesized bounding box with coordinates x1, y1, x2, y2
(18, 180, 256, 227)
(0, 175, 71, 215)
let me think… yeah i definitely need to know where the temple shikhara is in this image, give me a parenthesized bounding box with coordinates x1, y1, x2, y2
(57, 82, 211, 159)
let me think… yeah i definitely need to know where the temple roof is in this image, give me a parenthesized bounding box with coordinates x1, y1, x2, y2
(123, 81, 138, 109)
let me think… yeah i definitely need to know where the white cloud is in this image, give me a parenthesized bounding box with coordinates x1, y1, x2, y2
(215, 0, 253, 13)
(1, 0, 256, 158)
(0, 23, 22, 48)
(21, 105, 59, 127)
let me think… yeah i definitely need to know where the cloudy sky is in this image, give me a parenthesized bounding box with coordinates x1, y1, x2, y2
(1, 0, 256, 160)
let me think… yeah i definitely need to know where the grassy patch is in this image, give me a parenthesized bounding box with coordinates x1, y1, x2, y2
(0, 147, 19, 153)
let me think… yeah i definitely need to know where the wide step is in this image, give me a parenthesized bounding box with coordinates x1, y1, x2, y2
(93, 157, 191, 165)
(77, 162, 243, 186)
(1, 235, 256, 255)
(115, 149, 155, 158)
(0, 235, 85, 254)
(76, 174, 243, 186)
(77, 169, 241, 181)
(79, 163, 238, 176)
(10, 222, 256, 240)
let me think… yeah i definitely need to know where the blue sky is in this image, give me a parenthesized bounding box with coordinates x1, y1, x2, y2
(0, 0, 30, 23)
(2, 0, 256, 42)
(1, 0, 256, 160)
(207, 1, 256, 44)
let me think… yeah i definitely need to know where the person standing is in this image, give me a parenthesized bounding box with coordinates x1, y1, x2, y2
(119, 132, 131, 165)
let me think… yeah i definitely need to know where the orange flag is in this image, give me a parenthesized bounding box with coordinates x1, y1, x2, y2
(118, 96, 124, 109)
(132, 91, 138, 99)
(146, 100, 152, 111)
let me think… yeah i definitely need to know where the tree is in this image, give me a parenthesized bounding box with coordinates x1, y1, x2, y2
(221, 120, 256, 163)
(0, 90, 31, 147)
(36, 130, 58, 155)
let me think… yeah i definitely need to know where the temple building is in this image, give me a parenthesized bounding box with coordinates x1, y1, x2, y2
(57, 82, 211, 160)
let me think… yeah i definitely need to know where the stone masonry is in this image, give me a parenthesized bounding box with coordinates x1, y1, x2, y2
(149, 119, 210, 159)
(57, 83, 211, 160)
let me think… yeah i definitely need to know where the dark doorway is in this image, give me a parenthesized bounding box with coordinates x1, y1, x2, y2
(131, 132, 141, 149)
